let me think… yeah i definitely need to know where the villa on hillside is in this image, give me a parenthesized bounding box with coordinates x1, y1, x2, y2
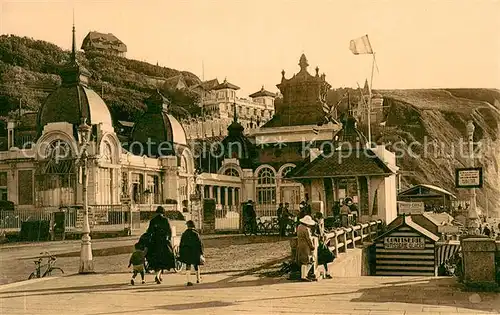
(81, 31, 127, 57)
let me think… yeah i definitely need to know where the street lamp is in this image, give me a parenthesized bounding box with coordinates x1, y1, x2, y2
(78, 118, 94, 273)
(466, 120, 479, 234)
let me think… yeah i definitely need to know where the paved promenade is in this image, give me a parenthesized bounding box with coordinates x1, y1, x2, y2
(1, 272, 499, 315)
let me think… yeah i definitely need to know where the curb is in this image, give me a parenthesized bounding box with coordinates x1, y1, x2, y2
(0, 276, 60, 292)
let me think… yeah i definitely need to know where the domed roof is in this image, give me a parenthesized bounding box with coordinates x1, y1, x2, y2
(37, 25, 113, 136)
(221, 105, 256, 167)
(130, 90, 187, 157)
(38, 85, 113, 131)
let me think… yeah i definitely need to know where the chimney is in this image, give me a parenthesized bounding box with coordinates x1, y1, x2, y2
(7, 119, 16, 149)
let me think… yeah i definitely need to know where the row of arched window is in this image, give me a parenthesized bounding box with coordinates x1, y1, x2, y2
(223, 165, 296, 204)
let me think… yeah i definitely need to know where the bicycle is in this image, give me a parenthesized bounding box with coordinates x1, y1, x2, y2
(256, 217, 269, 235)
(264, 217, 280, 235)
(172, 244, 184, 273)
(28, 252, 64, 280)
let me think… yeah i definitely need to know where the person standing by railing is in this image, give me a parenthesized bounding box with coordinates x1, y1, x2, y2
(313, 212, 334, 279)
(296, 215, 316, 282)
(340, 199, 351, 227)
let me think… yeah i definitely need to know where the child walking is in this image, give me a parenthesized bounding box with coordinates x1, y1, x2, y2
(178, 220, 204, 286)
(128, 243, 147, 285)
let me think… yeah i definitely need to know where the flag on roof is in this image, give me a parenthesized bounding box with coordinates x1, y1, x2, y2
(349, 35, 374, 55)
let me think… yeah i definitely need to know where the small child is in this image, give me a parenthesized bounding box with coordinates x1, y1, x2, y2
(128, 243, 147, 285)
(178, 220, 204, 286)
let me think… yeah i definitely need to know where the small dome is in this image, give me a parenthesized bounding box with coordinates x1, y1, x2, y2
(130, 90, 187, 157)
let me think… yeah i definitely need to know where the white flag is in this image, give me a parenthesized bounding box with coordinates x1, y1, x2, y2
(349, 35, 373, 55)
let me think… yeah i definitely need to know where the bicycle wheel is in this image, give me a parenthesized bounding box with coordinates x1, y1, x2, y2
(44, 267, 64, 277)
(258, 222, 267, 235)
(172, 245, 183, 273)
(243, 223, 252, 236)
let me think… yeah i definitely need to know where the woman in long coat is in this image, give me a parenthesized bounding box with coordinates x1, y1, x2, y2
(146, 206, 175, 284)
(296, 215, 316, 281)
(178, 220, 204, 286)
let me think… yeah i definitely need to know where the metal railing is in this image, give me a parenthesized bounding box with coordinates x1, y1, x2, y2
(0, 205, 137, 234)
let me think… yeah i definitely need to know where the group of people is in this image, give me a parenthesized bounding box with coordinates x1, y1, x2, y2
(129, 206, 205, 286)
(477, 222, 500, 240)
(295, 206, 335, 281)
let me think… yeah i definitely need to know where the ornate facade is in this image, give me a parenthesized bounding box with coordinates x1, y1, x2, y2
(182, 79, 277, 139)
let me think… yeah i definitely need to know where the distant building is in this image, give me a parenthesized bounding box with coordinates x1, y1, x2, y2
(81, 31, 127, 57)
(183, 79, 277, 139)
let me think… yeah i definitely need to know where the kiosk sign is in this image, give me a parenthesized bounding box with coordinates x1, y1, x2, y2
(455, 167, 483, 188)
(384, 237, 426, 249)
(397, 201, 424, 215)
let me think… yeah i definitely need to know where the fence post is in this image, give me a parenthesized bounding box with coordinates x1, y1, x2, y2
(351, 227, 356, 248)
(333, 231, 339, 257)
(360, 224, 365, 242)
(342, 229, 347, 252)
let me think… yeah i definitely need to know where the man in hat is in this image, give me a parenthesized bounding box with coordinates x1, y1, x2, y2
(340, 198, 352, 227)
(243, 200, 257, 234)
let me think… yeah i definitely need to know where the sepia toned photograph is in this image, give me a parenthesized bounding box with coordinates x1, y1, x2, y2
(0, 0, 499, 314)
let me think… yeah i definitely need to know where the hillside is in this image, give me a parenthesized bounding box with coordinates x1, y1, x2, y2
(1, 35, 499, 217)
(374, 88, 500, 216)
(0, 35, 201, 122)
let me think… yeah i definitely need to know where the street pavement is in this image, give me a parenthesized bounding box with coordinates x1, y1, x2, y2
(1, 272, 500, 315)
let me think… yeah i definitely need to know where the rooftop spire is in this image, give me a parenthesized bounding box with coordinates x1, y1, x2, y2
(71, 10, 76, 62)
(299, 53, 309, 71)
(233, 102, 238, 123)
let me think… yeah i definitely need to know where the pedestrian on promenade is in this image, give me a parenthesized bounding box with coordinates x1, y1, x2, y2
(243, 200, 257, 235)
(128, 243, 147, 285)
(146, 206, 175, 284)
(340, 199, 351, 227)
(296, 215, 316, 282)
(313, 212, 334, 279)
(178, 220, 205, 286)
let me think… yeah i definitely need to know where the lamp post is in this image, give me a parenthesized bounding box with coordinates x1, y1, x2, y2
(78, 119, 94, 273)
(466, 120, 479, 234)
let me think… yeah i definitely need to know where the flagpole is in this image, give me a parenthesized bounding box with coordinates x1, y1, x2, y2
(367, 52, 376, 147)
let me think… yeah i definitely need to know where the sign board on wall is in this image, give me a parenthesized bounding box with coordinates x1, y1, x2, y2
(384, 237, 426, 249)
(455, 167, 483, 188)
(397, 201, 424, 215)
(91, 207, 109, 223)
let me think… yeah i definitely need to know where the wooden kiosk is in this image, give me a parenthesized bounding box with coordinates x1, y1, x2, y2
(374, 214, 439, 276)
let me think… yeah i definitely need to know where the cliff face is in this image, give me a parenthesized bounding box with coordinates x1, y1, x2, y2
(374, 89, 500, 217)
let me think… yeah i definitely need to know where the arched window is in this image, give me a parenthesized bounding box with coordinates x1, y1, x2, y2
(46, 140, 71, 160)
(224, 168, 239, 177)
(180, 155, 187, 173)
(281, 165, 294, 178)
(102, 142, 112, 163)
(256, 167, 276, 204)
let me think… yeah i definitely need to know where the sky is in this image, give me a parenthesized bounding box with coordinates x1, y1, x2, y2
(1, 0, 499, 97)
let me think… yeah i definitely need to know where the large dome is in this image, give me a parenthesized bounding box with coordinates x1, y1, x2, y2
(130, 90, 187, 157)
(37, 26, 113, 135)
(38, 85, 113, 132)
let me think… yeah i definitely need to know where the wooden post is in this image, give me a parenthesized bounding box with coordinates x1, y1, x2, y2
(342, 229, 347, 252)
(333, 231, 339, 257)
(351, 227, 356, 248)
